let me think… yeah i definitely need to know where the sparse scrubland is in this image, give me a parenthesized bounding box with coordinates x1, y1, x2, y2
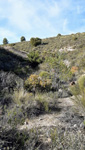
(0, 32, 85, 150)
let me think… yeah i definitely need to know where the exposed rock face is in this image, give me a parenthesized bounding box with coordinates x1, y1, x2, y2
(59, 46, 75, 52)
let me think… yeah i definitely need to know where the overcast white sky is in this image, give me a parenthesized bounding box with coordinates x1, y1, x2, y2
(0, 0, 85, 44)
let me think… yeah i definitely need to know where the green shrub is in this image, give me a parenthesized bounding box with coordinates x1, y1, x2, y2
(78, 75, 85, 92)
(70, 75, 85, 114)
(0, 128, 30, 150)
(72, 36, 78, 40)
(50, 128, 85, 149)
(78, 44, 84, 48)
(57, 33, 61, 37)
(27, 51, 42, 67)
(35, 94, 49, 112)
(39, 71, 51, 79)
(79, 57, 85, 70)
(45, 55, 72, 81)
(20, 36, 26, 42)
(30, 37, 41, 46)
(7, 106, 26, 126)
(3, 38, 8, 44)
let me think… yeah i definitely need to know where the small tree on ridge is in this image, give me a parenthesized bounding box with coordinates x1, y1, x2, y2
(20, 36, 26, 42)
(3, 38, 8, 44)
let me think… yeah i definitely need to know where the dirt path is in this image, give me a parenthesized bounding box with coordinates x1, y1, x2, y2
(3, 46, 28, 58)
(19, 97, 77, 130)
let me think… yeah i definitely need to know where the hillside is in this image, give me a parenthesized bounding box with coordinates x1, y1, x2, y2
(2, 32, 85, 75)
(0, 32, 85, 150)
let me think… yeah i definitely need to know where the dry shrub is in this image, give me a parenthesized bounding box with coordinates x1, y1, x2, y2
(35, 93, 49, 112)
(24, 73, 52, 91)
(71, 66, 78, 74)
(24, 74, 40, 91)
(12, 88, 32, 105)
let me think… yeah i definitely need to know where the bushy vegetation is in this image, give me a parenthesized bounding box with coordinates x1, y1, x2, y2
(30, 37, 42, 46)
(24, 73, 52, 92)
(27, 51, 42, 67)
(50, 128, 85, 150)
(1, 126, 85, 150)
(35, 93, 49, 112)
(12, 88, 32, 105)
(3, 38, 8, 44)
(70, 75, 85, 115)
(45, 53, 72, 81)
(79, 56, 85, 70)
(20, 36, 26, 42)
(24, 74, 39, 91)
(0, 32, 85, 150)
(7, 106, 26, 126)
(0, 127, 39, 150)
(57, 33, 61, 37)
(39, 71, 51, 79)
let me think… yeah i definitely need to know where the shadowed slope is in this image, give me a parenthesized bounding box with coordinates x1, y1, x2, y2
(0, 47, 30, 78)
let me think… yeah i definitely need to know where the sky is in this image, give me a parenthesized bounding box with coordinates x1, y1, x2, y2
(0, 0, 85, 44)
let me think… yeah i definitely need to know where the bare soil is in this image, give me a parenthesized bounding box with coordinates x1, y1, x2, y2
(19, 97, 84, 131)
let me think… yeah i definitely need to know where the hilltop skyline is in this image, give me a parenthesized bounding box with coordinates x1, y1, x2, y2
(0, 0, 85, 44)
